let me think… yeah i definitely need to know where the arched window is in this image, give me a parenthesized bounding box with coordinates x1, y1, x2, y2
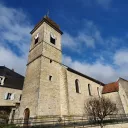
(88, 84, 92, 96)
(75, 79, 79, 93)
(97, 87, 101, 97)
(34, 33, 39, 44)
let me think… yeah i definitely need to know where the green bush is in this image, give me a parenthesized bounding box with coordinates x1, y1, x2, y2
(0, 124, 18, 128)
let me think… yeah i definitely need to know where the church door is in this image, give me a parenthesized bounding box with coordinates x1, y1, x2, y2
(23, 108, 30, 127)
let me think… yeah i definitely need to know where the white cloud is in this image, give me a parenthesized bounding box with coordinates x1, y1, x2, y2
(62, 32, 77, 49)
(62, 20, 103, 51)
(0, 3, 32, 54)
(61, 17, 128, 83)
(63, 55, 117, 83)
(77, 33, 95, 48)
(63, 48, 128, 83)
(114, 50, 128, 66)
(113, 50, 128, 79)
(0, 3, 33, 75)
(0, 46, 26, 75)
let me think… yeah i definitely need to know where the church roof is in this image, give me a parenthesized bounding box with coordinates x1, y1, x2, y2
(30, 15, 63, 35)
(67, 67, 105, 86)
(102, 81, 119, 94)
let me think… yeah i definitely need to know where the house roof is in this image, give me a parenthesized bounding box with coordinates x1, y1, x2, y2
(66, 66, 105, 86)
(30, 15, 63, 35)
(0, 66, 24, 90)
(102, 81, 119, 94)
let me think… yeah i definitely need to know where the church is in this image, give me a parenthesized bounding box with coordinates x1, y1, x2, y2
(16, 15, 128, 120)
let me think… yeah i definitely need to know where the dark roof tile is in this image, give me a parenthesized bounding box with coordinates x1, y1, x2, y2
(0, 66, 24, 90)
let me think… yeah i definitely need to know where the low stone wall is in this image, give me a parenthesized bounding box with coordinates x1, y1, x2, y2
(80, 123, 128, 128)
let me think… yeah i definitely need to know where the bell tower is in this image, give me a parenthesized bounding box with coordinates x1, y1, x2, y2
(19, 16, 63, 118)
(28, 15, 63, 65)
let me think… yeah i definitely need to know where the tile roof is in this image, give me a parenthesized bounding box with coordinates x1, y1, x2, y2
(102, 81, 119, 94)
(30, 15, 63, 34)
(44, 16, 60, 29)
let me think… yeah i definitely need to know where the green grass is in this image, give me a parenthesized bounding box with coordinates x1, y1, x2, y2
(0, 124, 19, 128)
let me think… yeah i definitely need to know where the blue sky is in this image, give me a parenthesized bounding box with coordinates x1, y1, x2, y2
(0, 0, 128, 83)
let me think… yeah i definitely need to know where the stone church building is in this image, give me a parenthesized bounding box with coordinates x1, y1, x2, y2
(17, 15, 128, 120)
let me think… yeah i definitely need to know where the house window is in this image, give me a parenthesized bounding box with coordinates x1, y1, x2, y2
(75, 79, 80, 93)
(4, 93, 15, 100)
(88, 84, 92, 96)
(0, 76, 5, 85)
(50, 33, 56, 45)
(6, 93, 12, 100)
(49, 75, 52, 81)
(0, 77, 3, 84)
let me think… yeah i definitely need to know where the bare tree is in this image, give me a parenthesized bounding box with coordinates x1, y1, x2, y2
(85, 97, 118, 128)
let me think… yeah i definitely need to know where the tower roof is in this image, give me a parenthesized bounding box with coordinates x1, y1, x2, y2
(30, 15, 63, 35)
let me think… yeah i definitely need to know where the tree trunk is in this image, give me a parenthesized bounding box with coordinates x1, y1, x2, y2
(100, 119, 104, 128)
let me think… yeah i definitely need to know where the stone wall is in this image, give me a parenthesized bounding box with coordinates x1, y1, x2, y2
(66, 70, 103, 115)
(43, 22, 61, 51)
(42, 42, 62, 63)
(118, 79, 128, 114)
(19, 57, 41, 118)
(103, 92, 125, 114)
(28, 42, 43, 64)
(59, 66, 69, 116)
(42, 22, 62, 63)
(37, 56, 62, 116)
